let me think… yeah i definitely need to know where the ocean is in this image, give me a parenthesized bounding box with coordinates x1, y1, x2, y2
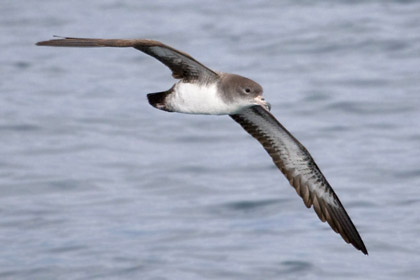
(1, 0, 420, 279)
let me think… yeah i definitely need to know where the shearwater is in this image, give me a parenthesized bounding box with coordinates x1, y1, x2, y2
(36, 36, 368, 255)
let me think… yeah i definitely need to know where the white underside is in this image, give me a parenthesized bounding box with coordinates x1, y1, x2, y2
(166, 82, 249, 115)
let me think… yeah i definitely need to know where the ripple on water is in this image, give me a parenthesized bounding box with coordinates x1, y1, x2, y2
(2, 0, 420, 279)
(279, 260, 313, 274)
(324, 101, 416, 115)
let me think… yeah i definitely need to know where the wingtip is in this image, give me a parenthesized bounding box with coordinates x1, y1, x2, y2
(361, 246, 368, 255)
(354, 240, 368, 255)
(349, 228, 368, 255)
(36, 35, 67, 46)
(353, 230, 368, 255)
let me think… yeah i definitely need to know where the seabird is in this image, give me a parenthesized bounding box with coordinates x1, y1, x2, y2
(36, 36, 368, 255)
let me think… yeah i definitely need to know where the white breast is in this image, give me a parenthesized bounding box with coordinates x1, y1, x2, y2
(166, 82, 242, 115)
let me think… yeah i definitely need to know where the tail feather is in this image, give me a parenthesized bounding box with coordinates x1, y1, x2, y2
(147, 90, 173, 112)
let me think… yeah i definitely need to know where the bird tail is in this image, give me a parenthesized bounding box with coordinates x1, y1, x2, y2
(147, 90, 173, 112)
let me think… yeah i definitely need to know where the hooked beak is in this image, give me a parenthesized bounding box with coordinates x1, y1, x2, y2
(254, 96, 271, 111)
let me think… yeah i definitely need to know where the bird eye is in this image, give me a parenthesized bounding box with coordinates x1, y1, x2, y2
(245, 88, 251, 93)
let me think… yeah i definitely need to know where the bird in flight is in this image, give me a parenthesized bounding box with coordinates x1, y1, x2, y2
(36, 36, 367, 255)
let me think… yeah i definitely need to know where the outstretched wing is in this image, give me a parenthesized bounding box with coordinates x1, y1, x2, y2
(230, 105, 368, 255)
(36, 36, 219, 83)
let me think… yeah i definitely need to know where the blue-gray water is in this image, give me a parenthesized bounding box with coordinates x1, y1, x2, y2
(2, 1, 420, 279)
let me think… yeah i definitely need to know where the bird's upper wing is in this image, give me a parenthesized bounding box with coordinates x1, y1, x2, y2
(36, 36, 219, 83)
(230, 105, 367, 255)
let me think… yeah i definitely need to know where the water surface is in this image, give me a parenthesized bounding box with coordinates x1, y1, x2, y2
(1, 1, 420, 279)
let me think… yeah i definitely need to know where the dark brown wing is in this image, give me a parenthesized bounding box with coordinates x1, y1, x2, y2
(36, 36, 218, 83)
(230, 105, 368, 255)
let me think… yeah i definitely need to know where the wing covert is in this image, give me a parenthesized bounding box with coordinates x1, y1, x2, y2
(36, 36, 219, 83)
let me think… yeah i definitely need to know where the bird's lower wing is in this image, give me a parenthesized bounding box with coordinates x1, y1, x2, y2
(36, 36, 218, 83)
(230, 105, 367, 255)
